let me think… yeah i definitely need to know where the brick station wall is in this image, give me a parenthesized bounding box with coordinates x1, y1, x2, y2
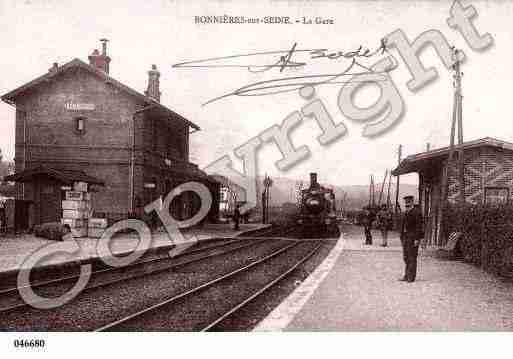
(14, 67, 142, 216)
(132, 110, 195, 215)
(13, 66, 212, 223)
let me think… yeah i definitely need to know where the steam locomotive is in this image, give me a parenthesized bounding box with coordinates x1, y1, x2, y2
(297, 173, 339, 237)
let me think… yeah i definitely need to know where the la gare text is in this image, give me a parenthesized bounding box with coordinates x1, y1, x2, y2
(194, 15, 335, 25)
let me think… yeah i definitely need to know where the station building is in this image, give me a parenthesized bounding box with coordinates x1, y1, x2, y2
(392, 137, 513, 246)
(2, 40, 220, 229)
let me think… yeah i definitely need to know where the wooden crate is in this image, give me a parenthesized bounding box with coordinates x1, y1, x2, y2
(88, 218, 108, 229)
(73, 181, 88, 192)
(62, 200, 89, 210)
(61, 218, 88, 228)
(88, 227, 106, 238)
(70, 226, 88, 238)
(62, 209, 88, 219)
(65, 191, 86, 201)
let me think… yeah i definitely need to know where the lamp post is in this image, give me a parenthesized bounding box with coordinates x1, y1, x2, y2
(262, 190, 267, 224)
(263, 175, 273, 224)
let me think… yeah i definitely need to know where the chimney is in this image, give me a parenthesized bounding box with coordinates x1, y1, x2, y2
(88, 39, 111, 74)
(48, 62, 59, 73)
(100, 38, 108, 56)
(145, 64, 161, 102)
(310, 172, 318, 188)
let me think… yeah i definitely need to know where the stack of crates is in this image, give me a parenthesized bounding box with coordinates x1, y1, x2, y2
(61, 182, 91, 238)
(88, 218, 108, 238)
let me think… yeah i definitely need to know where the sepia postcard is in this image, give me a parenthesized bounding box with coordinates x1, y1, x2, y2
(0, 0, 511, 357)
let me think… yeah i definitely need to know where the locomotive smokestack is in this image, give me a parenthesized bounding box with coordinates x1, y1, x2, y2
(310, 172, 318, 188)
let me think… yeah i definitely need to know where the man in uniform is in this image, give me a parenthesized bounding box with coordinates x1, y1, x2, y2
(399, 196, 423, 282)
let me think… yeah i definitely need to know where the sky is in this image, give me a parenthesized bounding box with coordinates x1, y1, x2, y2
(0, 0, 510, 187)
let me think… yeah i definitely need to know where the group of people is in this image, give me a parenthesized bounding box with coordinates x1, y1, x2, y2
(361, 204, 394, 247)
(231, 195, 424, 283)
(361, 195, 424, 283)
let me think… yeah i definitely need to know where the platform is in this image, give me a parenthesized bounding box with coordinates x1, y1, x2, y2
(256, 225, 513, 331)
(0, 223, 270, 273)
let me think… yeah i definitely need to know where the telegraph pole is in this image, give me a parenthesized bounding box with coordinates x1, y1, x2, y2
(378, 169, 388, 206)
(438, 47, 465, 244)
(454, 48, 465, 205)
(386, 170, 392, 208)
(395, 144, 402, 214)
(445, 47, 465, 205)
(369, 174, 376, 208)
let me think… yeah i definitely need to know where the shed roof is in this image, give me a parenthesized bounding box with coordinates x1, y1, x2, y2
(392, 137, 513, 176)
(1, 58, 200, 131)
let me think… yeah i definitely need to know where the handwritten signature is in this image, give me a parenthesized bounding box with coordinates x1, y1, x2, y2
(202, 58, 392, 105)
(173, 40, 387, 72)
(172, 40, 391, 105)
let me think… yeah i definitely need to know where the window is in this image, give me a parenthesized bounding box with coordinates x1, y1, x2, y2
(484, 187, 509, 204)
(74, 117, 86, 135)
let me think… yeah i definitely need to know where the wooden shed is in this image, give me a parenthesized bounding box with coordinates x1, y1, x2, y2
(392, 137, 513, 246)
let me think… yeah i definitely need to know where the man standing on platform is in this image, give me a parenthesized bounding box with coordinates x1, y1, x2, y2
(377, 204, 393, 247)
(399, 196, 423, 282)
(362, 206, 373, 245)
(0, 199, 6, 234)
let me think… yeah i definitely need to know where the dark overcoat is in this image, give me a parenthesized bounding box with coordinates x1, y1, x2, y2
(400, 207, 423, 245)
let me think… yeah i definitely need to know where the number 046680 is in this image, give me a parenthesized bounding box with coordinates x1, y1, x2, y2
(13, 339, 45, 349)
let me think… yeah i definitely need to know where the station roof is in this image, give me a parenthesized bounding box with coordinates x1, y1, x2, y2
(1, 58, 200, 131)
(392, 137, 513, 176)
(5, 165, 105, 186)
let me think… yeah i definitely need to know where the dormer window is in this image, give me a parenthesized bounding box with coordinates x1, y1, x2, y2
(74, 117, 86, 135)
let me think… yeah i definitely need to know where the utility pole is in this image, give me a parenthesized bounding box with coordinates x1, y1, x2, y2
(368, 175, 372, 208)
(395, 144, 402, 214)
(342, 192, 348, 215)
(369, 174, 376, 208)
(378, 169, 388, 206)
(438, 47, 465, 245)
(454, 48, 465, 205)
(386, 170, 392, 208)
(444, 47, 465, 205)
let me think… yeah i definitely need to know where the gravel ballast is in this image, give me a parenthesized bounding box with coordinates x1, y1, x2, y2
(0, 238, 291, 331)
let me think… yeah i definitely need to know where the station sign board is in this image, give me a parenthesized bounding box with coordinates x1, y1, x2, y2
(65, 102, 96, 111)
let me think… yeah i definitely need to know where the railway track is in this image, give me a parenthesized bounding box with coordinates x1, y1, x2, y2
(201, 242, 322, 331)
(95, 239, 323, 331)
(0, 237, 270, 313)
(239, 225, 300, 239)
